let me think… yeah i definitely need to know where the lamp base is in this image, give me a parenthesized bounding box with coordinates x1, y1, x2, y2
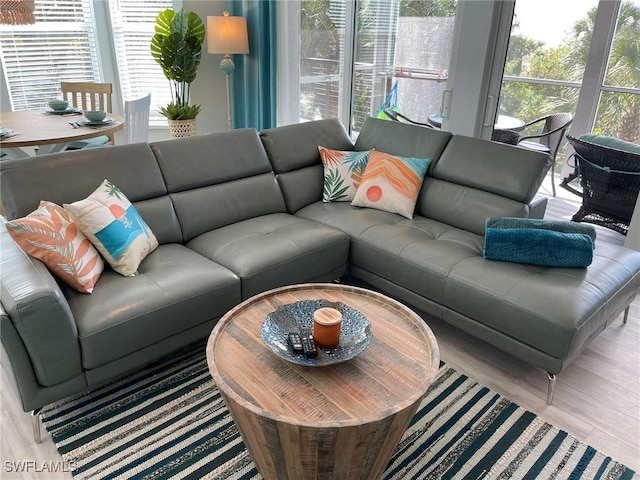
(220, 55, 235, 130)
(220, 56, 235, 75)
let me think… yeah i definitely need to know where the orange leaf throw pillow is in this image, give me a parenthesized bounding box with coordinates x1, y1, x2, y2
(351, 151, 431, 219)
(64, 179, 158, 276)
(5, 201, 104, 293)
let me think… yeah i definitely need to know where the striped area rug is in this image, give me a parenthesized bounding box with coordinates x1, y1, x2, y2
(41, 343, 638, 480)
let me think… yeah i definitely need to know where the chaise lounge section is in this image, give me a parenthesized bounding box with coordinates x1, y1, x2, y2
(261, 117, 640, 401)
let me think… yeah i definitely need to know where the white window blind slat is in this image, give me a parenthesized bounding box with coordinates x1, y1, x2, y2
(0, 0, 99, 111)
(1, 0, 169, 123)
(109, 0, 172, 123)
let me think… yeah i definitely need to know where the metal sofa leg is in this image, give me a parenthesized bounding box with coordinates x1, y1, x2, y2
(546, 373, 556, 405)
(32, 408, 42, 444)
(623, 305, 630, 325)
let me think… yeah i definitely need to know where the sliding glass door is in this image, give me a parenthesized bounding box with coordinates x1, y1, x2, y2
(289, 0, 457, 134)
(500, 0, 640, 143)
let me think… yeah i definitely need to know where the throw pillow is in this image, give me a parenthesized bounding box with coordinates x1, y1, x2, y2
(5, 201, 104, 293)
(64, 179, 158, 276)
(318, 146, 371, 202)
(351, 150, 431, 219)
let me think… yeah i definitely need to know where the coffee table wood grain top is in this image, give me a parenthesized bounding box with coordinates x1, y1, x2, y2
(207, 283, 439, 479)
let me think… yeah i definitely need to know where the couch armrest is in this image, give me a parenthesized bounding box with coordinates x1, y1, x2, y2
(0, 218, 82, 386)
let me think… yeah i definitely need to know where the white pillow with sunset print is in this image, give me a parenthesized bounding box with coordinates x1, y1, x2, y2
(318, 146, 372, 202)
(64, 179, 158, 277)
(5, 201, 104, 293)
(351, 150, 431, 219)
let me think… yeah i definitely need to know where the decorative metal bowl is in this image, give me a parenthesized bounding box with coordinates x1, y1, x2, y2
(261, 299, 372, 367)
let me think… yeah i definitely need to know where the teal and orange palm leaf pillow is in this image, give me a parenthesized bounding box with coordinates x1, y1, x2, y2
(351, 151, 431, 219)
(318, 146, 372, 202)
(5, 201, 104, 293)
(64, 179, 158, 276)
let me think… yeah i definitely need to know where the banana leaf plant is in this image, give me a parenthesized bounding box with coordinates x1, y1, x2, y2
(150, 8, 206, 120)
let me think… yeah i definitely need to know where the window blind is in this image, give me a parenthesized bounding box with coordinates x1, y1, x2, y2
(0, 0, 100, 111)
(299, 0, 398, 131)
(108, 0, 172, 123)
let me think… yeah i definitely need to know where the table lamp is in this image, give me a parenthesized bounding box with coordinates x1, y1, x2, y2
(207, 11, 249, 130)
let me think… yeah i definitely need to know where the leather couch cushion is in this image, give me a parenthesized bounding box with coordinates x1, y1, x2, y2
(187, 213, 350, 299)
(0, 144, 167, 220)
(295, 201, 403, 238)
(443, 241, 640, 360)
(261, 118, 354, 213)
(350, 216, 484, 306)
(417, 178, 531, 236)
(432, 135, 551, 205)
(151, 129, 273, 193)
(170, 173, 287, 242)
(66, 244, 240, 369)
(301, 202, 640, 363)
(261, 118, 353, 174)
(353, 117, 452, 173)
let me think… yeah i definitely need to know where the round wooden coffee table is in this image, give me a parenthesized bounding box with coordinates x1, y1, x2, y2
(206, 283, 439, 480)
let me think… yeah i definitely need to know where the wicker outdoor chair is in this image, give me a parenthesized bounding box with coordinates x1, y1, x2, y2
(491, 129, 520, 145)
(516, 113, 573, 197)
(564, 135, 640, 235)
(383, 108, 434, 128)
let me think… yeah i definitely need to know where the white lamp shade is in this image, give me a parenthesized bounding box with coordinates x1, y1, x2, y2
(207, 15, 249, 55)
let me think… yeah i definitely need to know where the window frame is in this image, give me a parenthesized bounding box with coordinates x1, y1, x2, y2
(0, 0, 103, 112)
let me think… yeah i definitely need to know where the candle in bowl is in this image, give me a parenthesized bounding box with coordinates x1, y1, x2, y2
(313, 307, 343, 348)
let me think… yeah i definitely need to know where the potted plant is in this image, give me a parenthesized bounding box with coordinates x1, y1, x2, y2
(151, 8, 205, 138)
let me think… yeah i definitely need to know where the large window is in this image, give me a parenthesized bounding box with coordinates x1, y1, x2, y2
(0, 0, 101, 111)
(299, 0, 399, 132)
(108, 0, 172, 122)
(501, 0, 640, 143)
(1, 0, 172, 121)
(285, 0, 637, 146)
(296, 0, 457, 133)
(595, 1, 640, 141)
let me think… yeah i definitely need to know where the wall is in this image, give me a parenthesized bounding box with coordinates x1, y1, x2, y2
(185, 0, 230, 136)
(146, 1, 230, 141)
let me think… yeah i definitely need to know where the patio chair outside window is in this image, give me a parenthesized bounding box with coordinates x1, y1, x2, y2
(565, 135, 640, 236)
(491, 129, 520, 145)
(516, 113, 573, 197)
(383, 108, 434, 128)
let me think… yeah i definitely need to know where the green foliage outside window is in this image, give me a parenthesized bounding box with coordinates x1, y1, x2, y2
(503, 1, 640, 143)
(299, 0, 638, 143)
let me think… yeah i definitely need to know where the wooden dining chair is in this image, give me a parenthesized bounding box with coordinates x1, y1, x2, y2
(61, 82, 114, 148)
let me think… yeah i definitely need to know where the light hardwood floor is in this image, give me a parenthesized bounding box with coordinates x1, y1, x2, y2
(1, 174, 638, 479)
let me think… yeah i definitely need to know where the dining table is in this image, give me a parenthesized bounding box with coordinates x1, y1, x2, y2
(427, 113, 525, 131)
(0, 109, 124, 159)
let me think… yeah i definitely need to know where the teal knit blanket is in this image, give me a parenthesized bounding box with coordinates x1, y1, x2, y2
(486, 217, 597, 245)
(483, 218, 595, 267)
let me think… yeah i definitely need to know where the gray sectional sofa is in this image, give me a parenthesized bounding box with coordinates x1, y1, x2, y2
(2, 118, 639, 440)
